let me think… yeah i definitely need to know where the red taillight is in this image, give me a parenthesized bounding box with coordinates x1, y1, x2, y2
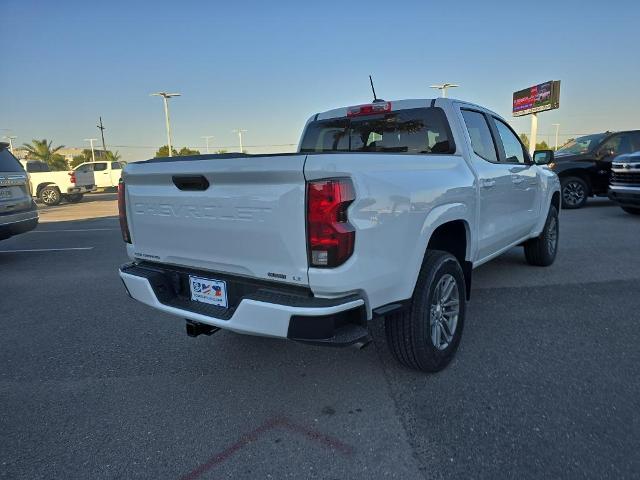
(347, 101, 392, 117)
(69, 172, 77, 184)
(117, 180, 131, 243)
(307, 178, 355, 268)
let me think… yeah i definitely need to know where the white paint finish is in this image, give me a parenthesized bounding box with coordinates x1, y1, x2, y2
(123, 155, 309, 286)
(121, 98, 560, 335)
(119, 271, 364, 338)
(19, 160, 95, 196)
(74, 162, 123, 189)
(304, 152, 476, 310)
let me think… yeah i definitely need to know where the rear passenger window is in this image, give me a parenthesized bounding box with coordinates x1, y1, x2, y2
(494, 118, 526, 164)
(93, 163, 107, 171)
(461, 110, 498, 162)
(300, 108, 455, 155)
(0, 148, 24, 172)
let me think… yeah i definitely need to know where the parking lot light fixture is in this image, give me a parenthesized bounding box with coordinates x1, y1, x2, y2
(552, 123, 560, 151)
(151, 92, 181, 157)
(201, 135, 214, 154)
(232, 129, 247, 153)
(3, 135, 16, 153)
(430, 83, 459, 98)
(83, 138, 98, 162)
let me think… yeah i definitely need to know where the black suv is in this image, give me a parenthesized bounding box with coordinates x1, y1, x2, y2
(0, 142, 39, 240)
(550, 130, 640, 208)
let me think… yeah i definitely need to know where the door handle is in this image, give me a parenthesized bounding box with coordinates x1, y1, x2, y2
(481, 179, 496, 188)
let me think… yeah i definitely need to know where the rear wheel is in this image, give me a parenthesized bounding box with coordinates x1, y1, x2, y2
(385, 250, 466, 372)
(67, 193, 84, 203)
(622, 207, 640, 215)
(39, 186, 61, 206)
(561, 176, 588, 209)
(524, 206, 559, 266)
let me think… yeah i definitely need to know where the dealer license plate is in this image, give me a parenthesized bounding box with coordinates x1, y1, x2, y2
(189, 275, 228, 308)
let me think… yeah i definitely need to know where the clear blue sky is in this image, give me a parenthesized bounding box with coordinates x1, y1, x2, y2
(1, 0, 638, 161)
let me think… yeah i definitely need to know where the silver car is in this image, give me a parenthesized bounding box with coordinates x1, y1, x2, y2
(0, 142, 38, 240)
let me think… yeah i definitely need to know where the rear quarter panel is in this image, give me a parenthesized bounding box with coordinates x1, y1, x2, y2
(304, 153, 475, 314)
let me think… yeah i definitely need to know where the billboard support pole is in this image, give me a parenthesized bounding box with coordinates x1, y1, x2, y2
(529, 113, 538, 156)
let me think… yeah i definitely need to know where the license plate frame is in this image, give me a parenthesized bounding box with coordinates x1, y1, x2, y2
(189, 275, 228, 308)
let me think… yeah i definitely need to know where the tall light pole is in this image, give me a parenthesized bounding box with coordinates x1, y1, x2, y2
(151, 92, 181, 157)
(84, 138, 98, 162)
(201, 135, 214, 154)
(552, 123, 560, 151)
(430, 83, 459, 98)
(3, 136, 16, 153)
(233, 129, 247, 153)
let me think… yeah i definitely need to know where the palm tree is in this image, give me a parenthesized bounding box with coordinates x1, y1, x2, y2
(22, 139, 64, 164)
(104, 150, 121, 162)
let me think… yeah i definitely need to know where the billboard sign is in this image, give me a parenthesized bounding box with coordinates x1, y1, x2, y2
(512, 80, 560, 117)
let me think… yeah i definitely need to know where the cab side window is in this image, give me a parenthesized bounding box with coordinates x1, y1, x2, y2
(600, 134, 634, 157)
(493, 118, 527, 164)
(93, 162, 107, 171)
(461, 110, 498, 162)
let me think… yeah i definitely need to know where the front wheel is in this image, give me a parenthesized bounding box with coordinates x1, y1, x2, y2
(524, 206, 559, 266)
(385, 250, 466, 372)
(621, 207, 640, 215)
(561, 176, 588, 209)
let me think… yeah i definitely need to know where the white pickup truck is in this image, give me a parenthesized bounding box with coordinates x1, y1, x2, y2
(20, 160, 96, 206)
(118, 98, 560, 372)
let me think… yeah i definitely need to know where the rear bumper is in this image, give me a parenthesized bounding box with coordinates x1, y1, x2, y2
(608, 185, 640, 207)
(67, 184, 95, 194)
(0, 207, 39, 239)
(119, 262, 367, 343)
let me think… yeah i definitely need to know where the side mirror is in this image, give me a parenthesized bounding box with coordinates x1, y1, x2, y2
(533, 149, 554, 165)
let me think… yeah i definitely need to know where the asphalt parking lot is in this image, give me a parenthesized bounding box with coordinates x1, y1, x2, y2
(1, 196, 639, 479)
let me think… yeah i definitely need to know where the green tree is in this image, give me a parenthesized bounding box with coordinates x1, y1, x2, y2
(518, 134, 550, 151)
(155, 145, 200, 157)
(22, 139, 67, 170)
(70, 155, 86, 168)
(155, 145, 177, 157)
(177, 147, 200, 156)
(104, 150, 122, 162)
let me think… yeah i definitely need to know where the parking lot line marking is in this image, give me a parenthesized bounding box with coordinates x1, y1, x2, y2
(0, 247, 94, 253)
(29, 228, 119, 233)
(179, 416, 353, 480)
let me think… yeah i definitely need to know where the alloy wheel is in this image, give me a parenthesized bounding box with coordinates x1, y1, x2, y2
(429, 274, 460, 350)
(563, 181, 585, 207)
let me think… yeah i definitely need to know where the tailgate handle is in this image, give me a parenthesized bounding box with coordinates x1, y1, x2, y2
(172, 175, 210, 191)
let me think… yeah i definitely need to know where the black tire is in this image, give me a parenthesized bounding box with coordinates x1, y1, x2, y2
(561, 176, 588, 209)
(38, 186, 61, 206)
(67, 193, 84, 203)
(621, 207, 640, 215)
(524, 206, 559, 266)
(385, 250, 466, 372)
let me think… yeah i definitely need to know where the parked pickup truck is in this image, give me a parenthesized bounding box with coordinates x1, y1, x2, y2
(118, 98, 561, 372)
(549, 130, 640, 209)
(609, 151, 640, 215)
(20, 159, 96, 206)
(74, 160, 124, 190)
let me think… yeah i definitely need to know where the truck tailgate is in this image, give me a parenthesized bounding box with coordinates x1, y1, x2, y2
(124, 155, 309, 286)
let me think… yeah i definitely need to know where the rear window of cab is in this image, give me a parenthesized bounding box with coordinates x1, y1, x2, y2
(300, 107, 455, 154)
